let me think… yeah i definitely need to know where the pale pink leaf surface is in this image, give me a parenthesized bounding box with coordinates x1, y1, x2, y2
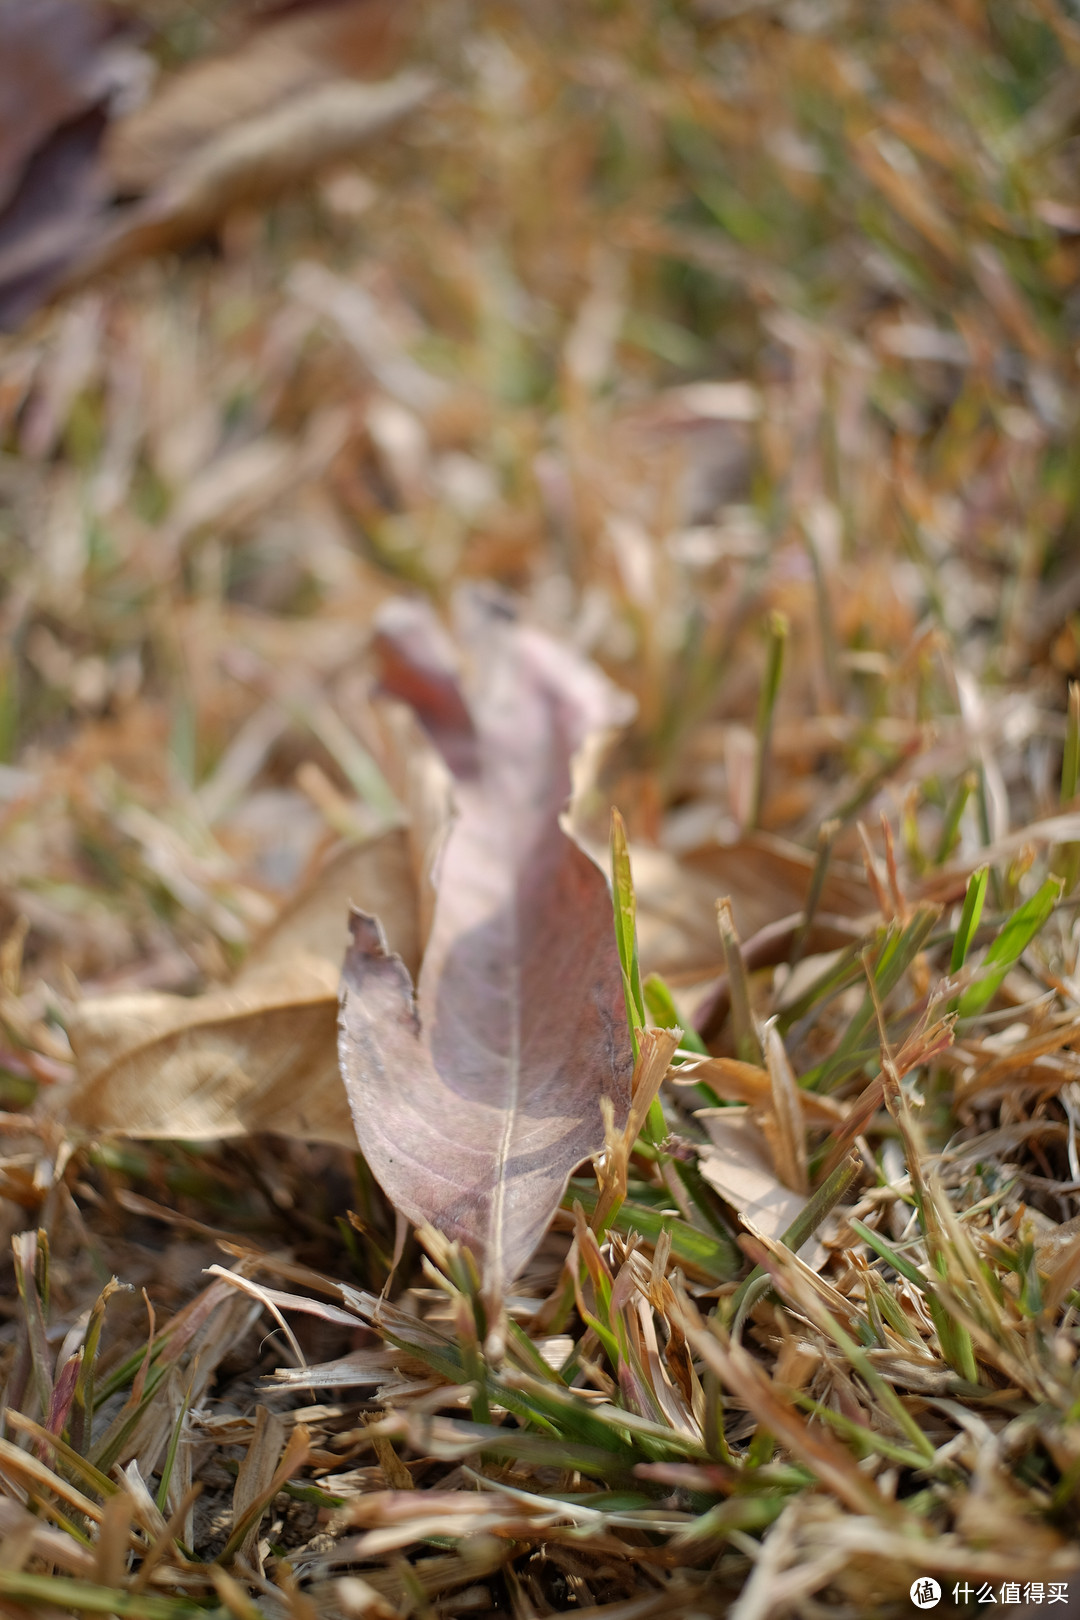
(339, 597, 634, 1300)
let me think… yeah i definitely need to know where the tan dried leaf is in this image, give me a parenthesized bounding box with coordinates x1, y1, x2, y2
(104, 0, 409, 196)
(695, 1109, 826, 1271)
(66, 830, 417, 1146)
(83, 74, 434, 279)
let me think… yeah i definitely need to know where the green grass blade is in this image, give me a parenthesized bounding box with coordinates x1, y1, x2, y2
(956, 876, 1062, 1018)
(807, 906, 939, 1092)
(566, 1181, 740, 1282)
(851, 1220, 978, 1381)
(611, 807, 646, 1054)
(155, 1373, 194, 1514)
(1062, 680, 1079, 804)
(849, 1218, 929, 1292)
(644, 973, 705, 1054)
(934, 770, 976, 865)
(751, 609, 788, 828)
(726, 1152, 863, 1321)
(794, 1396, 934, 1471)
(950, 865, 988, 973)
(0, 1570, 218, 1619)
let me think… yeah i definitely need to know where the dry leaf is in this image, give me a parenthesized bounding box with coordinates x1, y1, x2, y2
(695, 1108, 826, 1271)
(339, 596, 635, 1303)
(104, 0, 408, 195)
(0, 110, 109, 330)
(66, 956, 348, 1143)
(0, 2, 427, 326)
(762, 1020, 809, 1196)
(231, 1405, 287, 1569)
(673, 1053, 843, 1127)
(0, 1, 143, 326)
(0, 0, 122, 209)
(245, 836, 419, 977)
(629, 844, 730, 980)
(367, 700, 454, 956)
(79, 74, 434, 282)
(683, 830, 870, 943)
(65, 830, 417, 1146)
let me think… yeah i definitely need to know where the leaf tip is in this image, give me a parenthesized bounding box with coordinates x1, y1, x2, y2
(346, 907, 390, 962)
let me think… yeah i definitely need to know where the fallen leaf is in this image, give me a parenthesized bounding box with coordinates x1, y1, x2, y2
(245, 835, 419, 978)
(0, 0, 122, 209)
(0, 109, 110, 330)
(65, 830, 417, 1146)
(0, 1, 428, 327)
(367, 700, 454, 956)
(695, 1108, 826, 1271)
(339, 596, 635, 1304)
(0, 0, 144, 328)
(103, 0, 408, 196)
(682, 830, 871, 943)
(80, 73, 434, 282)
(629, 830, 869, 994)
(629, 844, 729, 981)
(65, 956, 349, 1144)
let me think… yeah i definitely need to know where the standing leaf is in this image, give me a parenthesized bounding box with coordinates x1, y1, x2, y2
(339, 597, 635, 1306)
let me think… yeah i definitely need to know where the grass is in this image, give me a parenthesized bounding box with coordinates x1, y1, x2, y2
(2, 0, 1080, 1614)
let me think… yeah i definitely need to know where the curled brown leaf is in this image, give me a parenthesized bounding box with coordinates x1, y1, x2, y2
(339, 598, 636, 1304)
